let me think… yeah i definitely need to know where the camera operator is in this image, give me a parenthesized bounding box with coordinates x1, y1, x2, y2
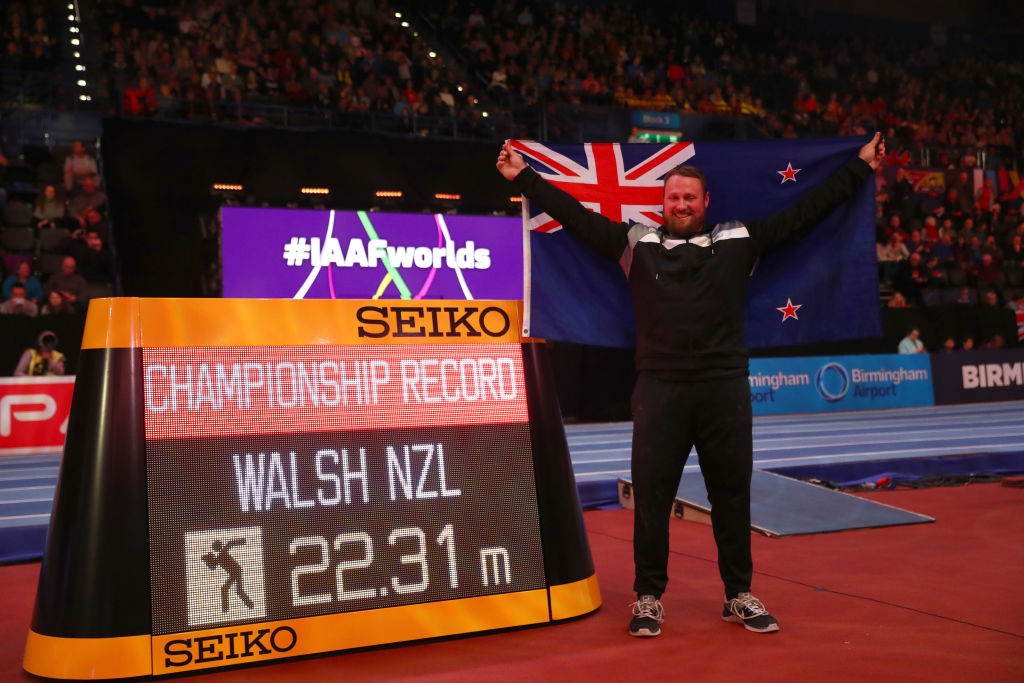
(14, 331, 66, 376)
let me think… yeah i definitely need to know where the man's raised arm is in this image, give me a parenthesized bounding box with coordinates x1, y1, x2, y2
(497, 141, 629, 261)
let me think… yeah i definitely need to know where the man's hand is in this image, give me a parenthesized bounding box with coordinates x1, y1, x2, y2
(859, 132, 886, 171)
(496, 140, 527, 181)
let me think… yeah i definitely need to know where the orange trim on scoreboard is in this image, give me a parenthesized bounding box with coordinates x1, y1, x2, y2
(82, 299, 527, 348)
(23, 629, 152, 679)
(150, 588, 550, 675)
(549, 573, 602, 620)
(82, 298, 143, 349)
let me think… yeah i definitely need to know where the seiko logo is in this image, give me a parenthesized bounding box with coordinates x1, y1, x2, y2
(356, 305, 512, 339)
(163, 626, 297, 667)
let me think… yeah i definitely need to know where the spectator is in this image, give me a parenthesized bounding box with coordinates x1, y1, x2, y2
(897, 327, 926, 354)
(13, 331, 65, 376)
(68, 177, 108, 223)
(45, 257, 88, 311)
(970, 253, 1003, 288)
(984, 334, 1005, 350)
(975, 177, 997, 213)
(64, 140, 99, 193)
(893, 252, 928, 305)
(40, 289, 74, 315)
(979, 290, 1001, 308)
(887, 291, 909, 308)
(2, 261, 43, 303)
(0, 283, 39, 316)
(1007, 291, 1024, 342)
(70, 229, 114, 282)
(961, 337, 975, 351)
(940, 336, 956, 352)
(34, 184, 67, 230)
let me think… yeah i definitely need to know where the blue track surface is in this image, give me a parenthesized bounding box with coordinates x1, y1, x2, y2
(567, 401, 1024, 484)
(3, 402, 1023, 561)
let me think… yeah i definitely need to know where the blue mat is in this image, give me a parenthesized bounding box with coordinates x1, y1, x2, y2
(621, 469, 934, 536)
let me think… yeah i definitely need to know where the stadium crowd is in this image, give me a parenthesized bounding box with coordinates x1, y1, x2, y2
(80, 0, 1022, 170)
(1, 140, 114, 318)
(92, 0, 491, 135)
(0, 2, 61, 71)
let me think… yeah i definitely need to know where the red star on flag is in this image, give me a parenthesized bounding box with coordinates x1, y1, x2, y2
(777, 162, 801, 184)
(776, 298, 802, 321)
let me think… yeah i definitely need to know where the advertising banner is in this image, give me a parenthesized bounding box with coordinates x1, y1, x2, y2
(0, 376, 75, 455)
(930, 349, 1024, 405)
(748, 354, 934, 415)
(222, 208, 523, 301)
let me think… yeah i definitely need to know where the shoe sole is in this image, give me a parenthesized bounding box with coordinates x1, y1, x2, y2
(629, 626, 661, 637)
(722, 615, 780, 633)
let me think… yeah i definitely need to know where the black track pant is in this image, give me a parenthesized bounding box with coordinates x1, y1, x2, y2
(631, 372, 753, 599)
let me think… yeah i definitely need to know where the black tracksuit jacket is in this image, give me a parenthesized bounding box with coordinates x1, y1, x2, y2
(512, 158, 873, 381)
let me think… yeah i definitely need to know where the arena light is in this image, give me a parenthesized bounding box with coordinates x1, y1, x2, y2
(482, 111, 489, 118)
(68, 14, 75, 21)
(509, 196, 523, 203)
(75, 64, 85, 71)
(434, 193, 461, 201)
(212, 183, 243, 192)
(401, 21, 410, 28)
(70, 26, 79, 33)
(71, 38, 79, 45)
(300, 187, 330, 195)
(375, 190, 403, 198)
(73, 51, 80, 58)
(428, 51, 437, 58)
(394, 11, 402, 18)
(77, 79, 87, 87)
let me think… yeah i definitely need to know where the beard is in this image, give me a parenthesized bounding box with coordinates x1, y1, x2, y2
(662, 211, 705, 238)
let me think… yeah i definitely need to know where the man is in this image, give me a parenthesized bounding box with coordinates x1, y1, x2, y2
(898, 328, 926, 354)
(45, 257, 88, 311)
(14, 330, 65, 376)
(496, 133, 885, 637)
(0, 283, 39, 316)
(68, 177, 108, 220)
(64, 140, 98, 192)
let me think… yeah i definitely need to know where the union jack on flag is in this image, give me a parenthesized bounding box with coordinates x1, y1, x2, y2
(515, 137, 881, 349)
(512, 140, 696, 232)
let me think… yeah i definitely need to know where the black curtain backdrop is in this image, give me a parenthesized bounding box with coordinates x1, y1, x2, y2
(102, 118, 516, 296)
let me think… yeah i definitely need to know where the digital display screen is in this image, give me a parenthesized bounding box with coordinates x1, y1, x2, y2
(143, 343, 545, 637)
(221, 208, 523, 301)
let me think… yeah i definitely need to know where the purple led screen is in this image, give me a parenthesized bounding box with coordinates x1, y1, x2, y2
(222, 207, 523, 300)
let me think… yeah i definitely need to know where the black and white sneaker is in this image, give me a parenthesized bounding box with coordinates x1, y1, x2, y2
(722, 593, 780, 633)
(629, 594, 664, 637)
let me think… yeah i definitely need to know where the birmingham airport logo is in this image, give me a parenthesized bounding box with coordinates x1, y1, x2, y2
(185, 526, 267, 628)
(814, 362, 850, 402)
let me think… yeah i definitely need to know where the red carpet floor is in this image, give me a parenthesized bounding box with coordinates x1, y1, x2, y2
(3, 483, 1022, 681)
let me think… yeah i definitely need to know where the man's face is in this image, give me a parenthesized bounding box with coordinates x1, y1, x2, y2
(82, 177, 95, 193)
(662, 175, 708, 238)
(72, 141, 84, 156)
(61, 258, 75, 275)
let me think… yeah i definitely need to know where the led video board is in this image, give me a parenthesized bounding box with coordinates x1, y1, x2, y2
(221, 208, 523, 300)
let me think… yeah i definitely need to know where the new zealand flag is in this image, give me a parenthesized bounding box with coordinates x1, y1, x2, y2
(517, 137, 880, 348)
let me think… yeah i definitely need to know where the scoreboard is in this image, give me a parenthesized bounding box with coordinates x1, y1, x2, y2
(24, 299, 599, 679)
